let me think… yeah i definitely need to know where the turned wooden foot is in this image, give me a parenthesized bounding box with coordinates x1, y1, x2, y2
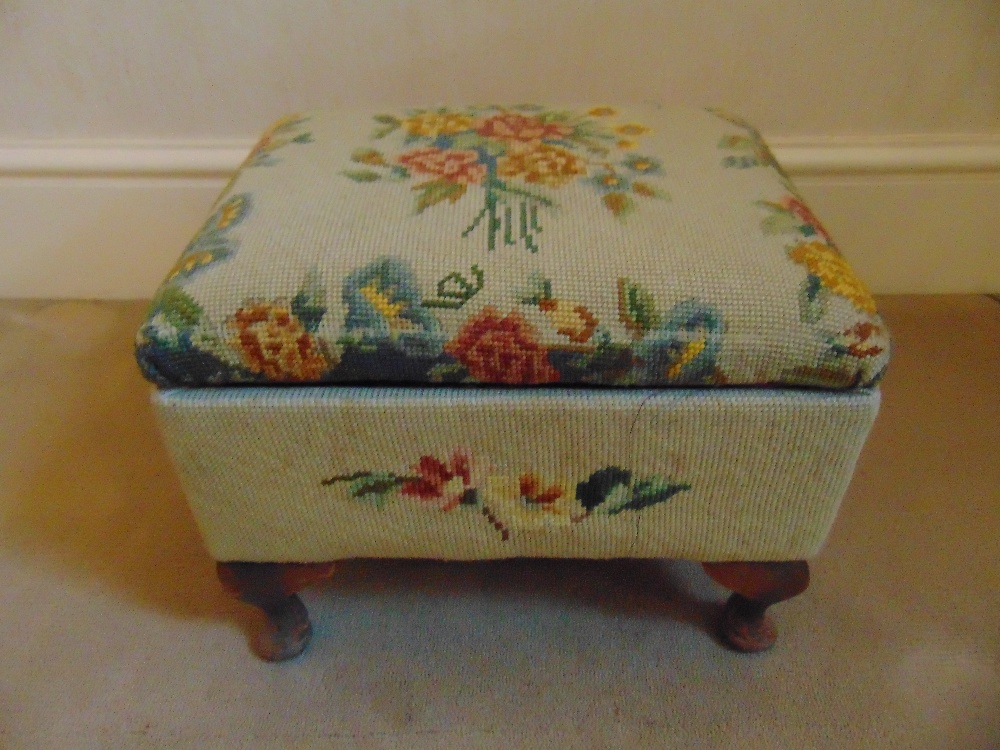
(701, 560, 809, 653)
(217, 561, 336, 662)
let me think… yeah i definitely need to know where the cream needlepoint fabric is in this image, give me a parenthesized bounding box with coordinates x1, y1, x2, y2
(155, 388, 880, 562)
(135, 105, 890, 390)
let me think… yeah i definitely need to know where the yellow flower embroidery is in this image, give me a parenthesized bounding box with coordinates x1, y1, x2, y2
(497, 143, 586, 186)
(667, 339, 706, 379)
(539, 299, 598, 343)
(789, 241, 877, 314)
(481, 475, 575, 529)
(615, 123, 651, 137)
(403, 112, 476, 138)
(588, 106, 617, 117)
(215, 195, 247, 230)
(165, 252, 216, 283)
(359, 282, 417, 333)
(616, 139, 638, 150)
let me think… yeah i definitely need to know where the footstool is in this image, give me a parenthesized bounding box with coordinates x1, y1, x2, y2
(136, 104, 889, 661)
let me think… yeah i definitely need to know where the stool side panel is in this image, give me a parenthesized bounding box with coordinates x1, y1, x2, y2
(153, 387, 878, 562)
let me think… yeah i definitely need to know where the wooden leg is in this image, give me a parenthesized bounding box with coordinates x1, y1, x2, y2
(701, 561, 810, 653)
(217, 562, 336, 662)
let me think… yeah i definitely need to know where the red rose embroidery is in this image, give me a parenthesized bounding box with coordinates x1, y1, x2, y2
(476, 113, 571, 142)
(398, 147, 486, 184)
(400, 450, 475, 511)
(445, 307, 559, 384)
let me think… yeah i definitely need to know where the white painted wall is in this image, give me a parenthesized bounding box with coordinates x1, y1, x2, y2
(1, 1, 998, 297)
(3, 0, 998, 139)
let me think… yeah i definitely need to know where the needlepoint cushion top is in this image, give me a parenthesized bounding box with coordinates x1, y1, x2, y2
(136, 104, 889, 389)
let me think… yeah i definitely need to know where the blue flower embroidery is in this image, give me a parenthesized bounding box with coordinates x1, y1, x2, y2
(165, 193, 251, 283)
(342, 257, 444, 356)
(636, 300, 723, 384)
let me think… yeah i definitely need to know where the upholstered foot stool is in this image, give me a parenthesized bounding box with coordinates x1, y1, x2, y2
(136, 105, 889, 661)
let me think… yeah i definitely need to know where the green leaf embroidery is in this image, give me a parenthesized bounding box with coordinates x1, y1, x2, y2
(760, 211, 802, 236)
(372, 114, 401, 139)
(343, 169, 382, 182)
(292, 133, 313, 144)
(517, 272, 554, 305)
(351, 148, 386, 166)
(350, 473, 405, 502)
(617, 278, 661, 338)
(798, 274, 830, 324)
(413, 179, 466, 214)
(322, 470, 406, 506)
(153, 286, 203, 331)
(388, 165, 410, 181)
(421, 265, 484, 309)
(291, 269, 327, 332)
(606, 477, 691, 515)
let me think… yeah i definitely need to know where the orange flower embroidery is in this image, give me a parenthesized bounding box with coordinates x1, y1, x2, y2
(497, 143, 586, 186)
(539, 299, 598, 343)
(228, 302, 328, 381)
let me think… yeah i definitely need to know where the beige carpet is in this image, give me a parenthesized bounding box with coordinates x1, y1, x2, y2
(0, 296, 997, 749)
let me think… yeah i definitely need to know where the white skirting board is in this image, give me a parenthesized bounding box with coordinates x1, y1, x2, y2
(1, 136, 998, 297)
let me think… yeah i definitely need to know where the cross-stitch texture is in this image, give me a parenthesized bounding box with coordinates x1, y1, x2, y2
(322, 450, 692, 542)
(154, 387, 880, 561)
(136, 105, 890, 389)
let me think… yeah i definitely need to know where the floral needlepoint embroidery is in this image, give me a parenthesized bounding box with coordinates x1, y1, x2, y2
(444, 307, 559, 384)
(227, 302, 330, 382)
(788, 242, 877, 315)
(830, 321, 886, 359)
(759, 196, 834, 245)
(622, 155, 663, 175)
(400, 147, 487, 187)
(614, 123, 651, 137)
(496, 142, 586, 187)
(323, 451, 691, 540)
(342, 257, 444, 356)
(164, 193, 251, 283)
(341, 106, 669, 252)
(400, 450, 479, 511)
(538, 298, 598, 344)
(752, 187, 888, 386)
(783, 321, 890, 389)
(708, 108, 794, 188)
(245, 115, 313, 167)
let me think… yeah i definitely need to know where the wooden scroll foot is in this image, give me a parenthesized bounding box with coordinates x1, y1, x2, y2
(217, 562, 336, 662)
(701, 561, 810, 653)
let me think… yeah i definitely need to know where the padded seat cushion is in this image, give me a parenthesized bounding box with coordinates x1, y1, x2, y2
(136, 104, 889, 389)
